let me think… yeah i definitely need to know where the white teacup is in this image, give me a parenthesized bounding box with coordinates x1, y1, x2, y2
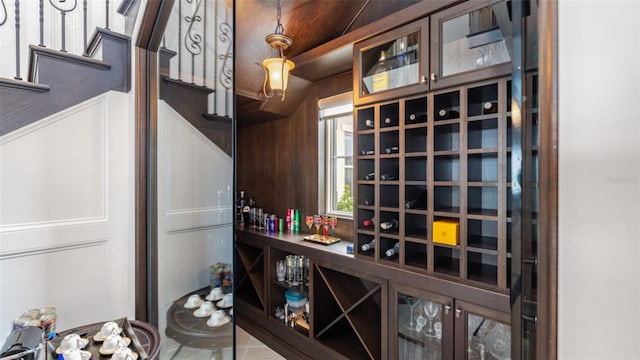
(58, 333, 87, 353)
(184, 294, 203, 308)
(112, 347, 138, 360)
(194, 301, 214, 316)
(100, 334, 129, 354)
(218, 293, 233, 308)
(62, 348, 90, 360)
(207, 287, 224, 301)
(207, 310, 229, 327)
(99, 321, 121, 338)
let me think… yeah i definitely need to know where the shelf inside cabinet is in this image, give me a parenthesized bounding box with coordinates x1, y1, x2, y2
(380, 102, 400, 129)
(467, 252, 498, 287)
(467, 118, 498, 150)
(315, 318, 374, 360)
(468, 153, 498, 182)
(357, 107, 376, 131)
(405, 213, 427, 239)
(434, 123, 460, 151)
(434, 185, 460, 214)
(379, 236, 400, 264)
(405, 127, 428, 154)
(405, 156, 427, 182)
(434, 90, 460, 121)
(356, 233, 376, 259)
(379, 184, 399, 208)
(433, 245, 460, 278)
(380, 130, 400, 155)
(358, 159, 375, 181)
(468, 186, 498, 217)
(404, 185, 427, 211)
(467, 219, 498, 253)
(358, 133, 375, 156)
(434, 154, 460, 182)
(404, 241, 427, 271)
(380, 158, 399, 182)
(358, 184, 375, 207)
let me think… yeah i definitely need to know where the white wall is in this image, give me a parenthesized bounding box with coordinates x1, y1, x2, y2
(558, 1, 640, 358)
(0, 92, 135, 339)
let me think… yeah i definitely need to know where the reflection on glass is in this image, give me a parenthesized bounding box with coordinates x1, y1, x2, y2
(467, 313, 511, 360)
(397, 292, 442, 360)
(361, 31, 420, 94)
(441, 2, 512, 77)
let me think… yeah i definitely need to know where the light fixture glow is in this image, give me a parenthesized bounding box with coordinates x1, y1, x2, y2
(262, 0, 294, 101)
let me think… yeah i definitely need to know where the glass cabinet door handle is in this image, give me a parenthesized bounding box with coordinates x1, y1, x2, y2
(455, 308, 462, 319)
(430, 72, 437, 82)
(444, 304, 451, 315)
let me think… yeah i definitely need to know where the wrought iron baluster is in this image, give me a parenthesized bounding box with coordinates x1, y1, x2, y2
(83, 0, 87, 54)
(14, 0, 21, 80)
(38, 0, 44, 46)
(218, 21, 232, 117)
(178, 0, 182, 80)
(184, 0, 202, 84)
(105, 0, 109, 30)
(211, 0, 217, 115)
(49, 0, 78, 52)
(202, 0, 206, 86)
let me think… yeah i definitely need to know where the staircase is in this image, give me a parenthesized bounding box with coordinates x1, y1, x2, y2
(0, 28, 131, 136)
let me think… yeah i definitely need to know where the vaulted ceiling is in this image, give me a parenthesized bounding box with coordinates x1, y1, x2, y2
(235, 0, 422, 124)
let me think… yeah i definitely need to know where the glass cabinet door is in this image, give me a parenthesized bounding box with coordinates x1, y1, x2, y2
(430, 0, 512, 89)
(393, 285, 453, 359)
(354, 19, 429, 105)
(456, 301, 511, 360)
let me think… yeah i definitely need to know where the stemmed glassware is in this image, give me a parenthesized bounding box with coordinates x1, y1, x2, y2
(305, 216, 314, 234)
(322, 217, 330, 238)
(400, 294, 421, 332)
(329, 217, 338, 238)
(313, 215, 322, 237)
(423, 300, 440, 337)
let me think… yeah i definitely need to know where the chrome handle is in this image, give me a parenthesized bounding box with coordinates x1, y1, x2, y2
(430, 72, 437, 82)
(420, 74, 427, 83)
(455, 308, 462, 319)
(444, 304, 451, 315)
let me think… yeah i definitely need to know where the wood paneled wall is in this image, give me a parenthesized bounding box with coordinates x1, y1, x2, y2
(237, 72, 354, 240)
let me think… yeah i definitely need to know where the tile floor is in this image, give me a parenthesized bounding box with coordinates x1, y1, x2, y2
(160, 325, 285, 360)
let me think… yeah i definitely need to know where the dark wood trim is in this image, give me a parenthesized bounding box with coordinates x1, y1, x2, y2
(133, 0, 174, 324)
(537, 0, 558, 358)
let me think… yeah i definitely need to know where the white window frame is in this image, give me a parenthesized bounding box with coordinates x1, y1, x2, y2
(318, 92, 354, 219)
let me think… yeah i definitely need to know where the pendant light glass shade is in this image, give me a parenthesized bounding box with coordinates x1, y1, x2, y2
(263, 57, 295, 93)
(261, 0, 294, 101)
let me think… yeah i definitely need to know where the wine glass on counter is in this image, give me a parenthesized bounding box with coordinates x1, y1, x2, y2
(329, 217, 338, 238)
(305, 215, 314, 234)
(322, 217, 330, 238)
(313, 215, 322, 237)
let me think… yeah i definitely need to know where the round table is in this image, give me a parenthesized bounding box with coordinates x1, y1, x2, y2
(165, 287, 233, 359)
(50, 319, 160, 360)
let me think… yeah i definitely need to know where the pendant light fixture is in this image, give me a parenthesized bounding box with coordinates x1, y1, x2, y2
(262, 0, 294, 101)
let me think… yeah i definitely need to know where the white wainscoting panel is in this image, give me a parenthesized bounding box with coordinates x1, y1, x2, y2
(157, 102, 233, 338)
(0, 92, 135, 339)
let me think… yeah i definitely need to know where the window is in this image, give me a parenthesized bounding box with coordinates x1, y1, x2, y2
(319, 93, 354, 219)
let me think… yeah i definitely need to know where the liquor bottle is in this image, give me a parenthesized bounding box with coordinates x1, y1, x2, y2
(380, 219, 399, 230)
(384, 146, 399, 154)
(372, 51, 390, 92)
(408, 112, 427, 123)
(364, 172, 376, 180)
(236, 190, 245, 223)
(242, 196, 254, 225)
(362, 218, 375, 227)
(361, 239, 376, 252)
(483, 101, 498, 114)
(380, 173, 397, 181)
(364, 119, 375, 128)
(383, 116, 398, 126)
(363, 198, 374, 206)
(385, 242, 400, 257)
(360, 149, 375, 156)
(436, 108, 460, 120)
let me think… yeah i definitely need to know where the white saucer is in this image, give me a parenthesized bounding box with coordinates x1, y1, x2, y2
(65, 350, 92, 360)
(193, 308, 215, 318)
(98, 336, 131, 355)
(55, 337, 90, 354)
(183, 299, 204, 309)
(216, 300, 232, 309)
(206, 316, 231, 327)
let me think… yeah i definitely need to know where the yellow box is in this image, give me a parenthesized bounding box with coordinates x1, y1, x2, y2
(433, 219, 459, 246)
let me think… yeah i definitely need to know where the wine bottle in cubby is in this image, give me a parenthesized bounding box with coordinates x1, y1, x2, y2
(380, 219, 399, 230)
(380, 173, 397, 181)
(408, 112, 427, 123)
(405, 190, 427, 209)
(483, 101, 498, 114)
(385, 242, 400, 257)
(384, 146, 399, 154)
(364, 172, 376, 180)
(436, 108, 459, 120)
(362, 218, 375, 227)
(363, 198, 374, 206)
(361, 238, 376, 252)
(383, 116, 399, 126)
(360, 149, 375, 155)
(364, 119, 375, 128)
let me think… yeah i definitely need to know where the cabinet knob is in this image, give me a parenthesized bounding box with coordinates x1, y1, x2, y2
(444, 304, 451, 315)
(420, 75, 427, 84)
(430, 72, 437, 82)
(455, 308, 462, 319)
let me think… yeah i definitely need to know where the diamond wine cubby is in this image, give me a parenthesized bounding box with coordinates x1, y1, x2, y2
(313, 263, 385, 360)
(235, 241, 266, 312)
